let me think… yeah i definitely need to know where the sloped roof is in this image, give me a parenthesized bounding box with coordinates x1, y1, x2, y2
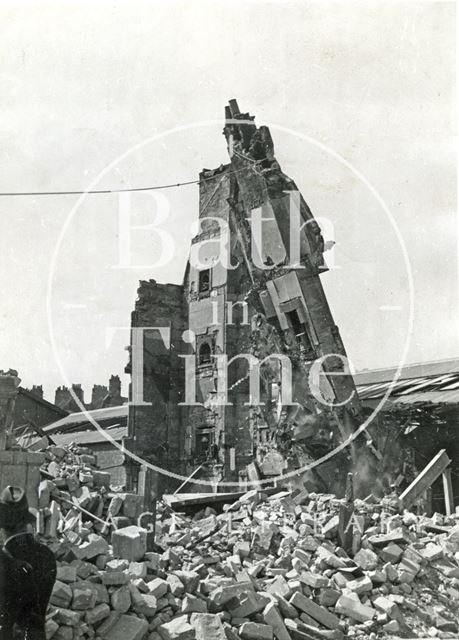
(51, 425, 127, 447)
(17, 387, 68, 417)
(353, 358, 459, 386)
(43, 404, 128, 434)
(355, 359, 459, 406)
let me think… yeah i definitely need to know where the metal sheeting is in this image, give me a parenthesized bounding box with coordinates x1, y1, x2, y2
(357, 371, 459, 405)
(51, 425, 127, 447)
(390, 390, 459, 405)
(353, 358, 459, 387)
(43, 404, 128, 433)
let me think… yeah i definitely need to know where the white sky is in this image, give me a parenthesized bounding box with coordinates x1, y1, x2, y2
(0, 0, 456, 402)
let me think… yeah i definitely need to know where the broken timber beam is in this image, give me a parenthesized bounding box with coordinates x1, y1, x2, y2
(173, 463, 205, 495)
(399, 449, 452, 510)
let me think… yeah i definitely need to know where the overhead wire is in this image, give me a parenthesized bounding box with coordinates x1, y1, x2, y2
(0, 165, 254, 197)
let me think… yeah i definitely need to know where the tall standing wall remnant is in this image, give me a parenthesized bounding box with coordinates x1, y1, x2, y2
(127, 101, 376, 496)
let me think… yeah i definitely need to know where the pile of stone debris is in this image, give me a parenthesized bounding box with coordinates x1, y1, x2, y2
(38, 444, 145, 540)
(38, 446, 459, 640)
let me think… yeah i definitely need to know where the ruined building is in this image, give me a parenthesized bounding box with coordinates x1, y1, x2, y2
(126, 100, 375, 496)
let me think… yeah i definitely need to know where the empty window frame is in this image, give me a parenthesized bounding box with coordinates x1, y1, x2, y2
(285, 309, 314, 355)
(198, 341, 212, 365)
(198, 268, 211, 294)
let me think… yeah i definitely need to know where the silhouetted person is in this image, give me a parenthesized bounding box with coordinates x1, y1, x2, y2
(0, 486, 57, 639)
(0, 543, 36, 639)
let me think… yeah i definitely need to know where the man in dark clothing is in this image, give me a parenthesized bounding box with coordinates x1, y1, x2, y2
(0, 486, 57, 639)
(0, 545, 36, 640)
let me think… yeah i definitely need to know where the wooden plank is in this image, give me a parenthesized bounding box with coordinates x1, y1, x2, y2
(442, 468, 454, 516)
(173, 464, 204, 495)
(400, 449, 451, 508)
(163, 487, 280, 510)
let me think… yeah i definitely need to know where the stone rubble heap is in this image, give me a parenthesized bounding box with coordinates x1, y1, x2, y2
(38, 447, 459, 640)
(38, 444, 144, 541)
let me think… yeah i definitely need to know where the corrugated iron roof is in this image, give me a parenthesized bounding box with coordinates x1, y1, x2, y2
(356, 364, 459, 406)
(387, 389, 459, 405)
(353, 358, 459, 386)
(51, 425, 127, 446)
(43, 404, 128, 434)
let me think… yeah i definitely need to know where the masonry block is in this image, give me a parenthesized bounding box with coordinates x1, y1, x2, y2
(182, 595, 208, 614)
(111, 585, 132, 612)
(54, 608, 82, 627)
(86, 602, 110, 625)
(112, 525, 147, 561)
(50, 580, 72, 608)
(240, 623, 273, 640)
(56, 564, 77, 583)
(157, 614, 195, 640)
(190, 613, 226, 640)
(148, 578, 169, 599)
(289, 592, 340, 630)
(120, 492, 144, 519)
(262, 602, 292, 640)
(78, 533, 109, 559)
(103, 613, 148, 640)
(334, 594, 376, 623)
(72, 583, 97, 610)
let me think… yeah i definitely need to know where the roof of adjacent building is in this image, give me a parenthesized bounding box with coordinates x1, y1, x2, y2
(17, 387, 68, 417)
(354, 358, 459, 406)
(51, 425, 127, 447)
(43, 404, 128, 434)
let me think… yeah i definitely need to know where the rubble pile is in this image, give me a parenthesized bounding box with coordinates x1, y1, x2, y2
(37, 447, 459, 640)
(38, 444, 144, 541)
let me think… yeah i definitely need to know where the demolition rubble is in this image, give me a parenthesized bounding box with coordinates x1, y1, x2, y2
(38, 444, 459, 640)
